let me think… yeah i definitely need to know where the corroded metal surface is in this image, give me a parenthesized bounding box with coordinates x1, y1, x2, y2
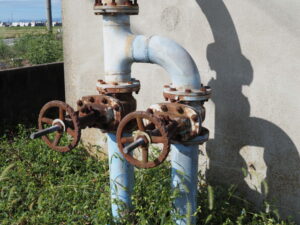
(96, 79, 140, 94)
(163, 84, 211, 102)
(38, 101, 81, 152)
(34, 89, 137, 152)
(148, 103, 203, 142)
(94, 0, 139, 15)
(116, 111, 170, 169)
(78, 93, 136, 132)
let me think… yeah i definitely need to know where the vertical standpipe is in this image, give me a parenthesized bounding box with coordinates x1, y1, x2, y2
(171, 144, 199, 225)
(107, 133, 134, 219)
(97, 3, 204, 224)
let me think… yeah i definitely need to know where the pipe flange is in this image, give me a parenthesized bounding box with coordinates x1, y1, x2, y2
(97, 79, 141, 94)
(94, 0, 139, 15)
(163, 84, 212, 102)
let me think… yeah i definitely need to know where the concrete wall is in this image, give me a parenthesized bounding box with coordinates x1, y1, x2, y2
(62, 0, 300, 222)
(0, 63, 65, 126)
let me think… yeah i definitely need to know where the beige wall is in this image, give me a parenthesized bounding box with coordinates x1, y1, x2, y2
(62, 0, 300, 222)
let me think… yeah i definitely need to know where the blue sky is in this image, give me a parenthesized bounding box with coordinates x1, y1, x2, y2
(0, 0, 61, 21)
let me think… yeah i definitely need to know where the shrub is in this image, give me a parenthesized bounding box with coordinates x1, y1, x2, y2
(14, 34, 63, 65)
(0, 38, 14, 60)
(0, 126, 296, 225)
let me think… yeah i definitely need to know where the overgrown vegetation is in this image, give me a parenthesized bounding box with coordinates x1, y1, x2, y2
(0, 126, 296, 224)
(14, 34, 63, 65)
(0, 32, 63, 69)
(0, 26, 62, 39)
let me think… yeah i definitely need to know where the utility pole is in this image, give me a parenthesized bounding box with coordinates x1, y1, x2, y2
(46, 0, 53, 32)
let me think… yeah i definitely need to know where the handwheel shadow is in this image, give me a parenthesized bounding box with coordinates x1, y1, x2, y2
(196, 0, 300, 221)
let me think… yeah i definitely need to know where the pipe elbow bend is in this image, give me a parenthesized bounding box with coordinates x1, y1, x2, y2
(132, 35, 201, 90)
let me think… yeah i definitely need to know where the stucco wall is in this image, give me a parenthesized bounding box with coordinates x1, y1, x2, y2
(62, 0, 300, 222)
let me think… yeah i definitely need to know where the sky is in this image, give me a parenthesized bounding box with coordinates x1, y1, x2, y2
(0, 0, 61, 22)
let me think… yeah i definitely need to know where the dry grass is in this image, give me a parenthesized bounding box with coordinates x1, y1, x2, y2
(0, 26, 62, 39)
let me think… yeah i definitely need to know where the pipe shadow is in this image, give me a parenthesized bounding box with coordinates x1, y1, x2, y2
(196, 0, 300, 222)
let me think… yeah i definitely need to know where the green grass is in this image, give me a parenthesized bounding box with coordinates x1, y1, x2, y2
(0, 27, 62, 39)
(0, 125, 296, 224)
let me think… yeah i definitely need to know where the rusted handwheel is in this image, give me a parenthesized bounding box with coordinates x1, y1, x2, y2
(116, 111, 170, 169)
(38, 101, 81, 152)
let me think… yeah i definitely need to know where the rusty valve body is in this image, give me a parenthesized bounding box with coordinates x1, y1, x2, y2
(77, 93, 137, 132)
(116, 101, 209, 168)
(31, 91, 138, 152)
(147, 102, 208, 143)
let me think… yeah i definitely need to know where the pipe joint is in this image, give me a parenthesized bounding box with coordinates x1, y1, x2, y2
(132, 35, 202, 92)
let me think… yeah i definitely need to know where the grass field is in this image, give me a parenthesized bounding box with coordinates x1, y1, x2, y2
(0, 126, 296, 224)
(0, 26, 62, 39)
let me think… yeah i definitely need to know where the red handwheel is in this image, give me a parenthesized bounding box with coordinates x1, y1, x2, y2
(116, 111, 170, 169)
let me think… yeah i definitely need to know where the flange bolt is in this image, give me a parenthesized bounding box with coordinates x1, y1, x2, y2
(146, 108, 154, 114)
(111, 0, 117, 6)
(77, 100, 83, 107)
(161, 105, 168, 112)
(177, 106, 184, 114)
(191, 114, 198, 122)
(114, 105, 120, 112)
(89, 97, 95, 103)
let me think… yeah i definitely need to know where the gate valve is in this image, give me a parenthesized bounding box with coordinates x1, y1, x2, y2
(30, 101, 81, 152)
(148, 103, 204, 142)
(116, 111, 171, 169)
(30, 93, 137, 152)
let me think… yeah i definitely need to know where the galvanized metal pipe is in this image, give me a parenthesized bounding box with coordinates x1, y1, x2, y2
(107, 133, 134, 219)
(102, 15, 202, 90)
(102, 14, 202, 224)
(171, 144, 199, 225)
(103, 15, 134, 83)
(132, 35, 202, 90)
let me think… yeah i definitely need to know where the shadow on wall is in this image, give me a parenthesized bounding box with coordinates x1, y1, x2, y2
(196, 0, 300, 222)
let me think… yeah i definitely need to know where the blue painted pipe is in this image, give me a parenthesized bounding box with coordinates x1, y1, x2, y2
(107, 133, 134, 220)
(171, 144, 199, 225)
